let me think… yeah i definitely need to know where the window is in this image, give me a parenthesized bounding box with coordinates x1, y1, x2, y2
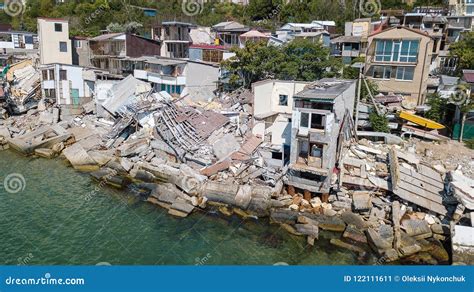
(55, 23, 63, 32)
(45, 89, 56, 99)
(375, 40, 419, 63)
(59, 70, 67, 80)
(310, 143, 323, 158)
(271, 152, 283, 160)
(372, 66, 392, 79)
(396, 67, 415, 81)
(42, 70, 48, 80)
(279, 94, 288, 106)
(59, 41, 67, 52)
(49, 69, 55, 80)
(202, 49, 223, 63)
(300, 112, 310, 128)
(310, 113, 325, 130)
(74, 40, 82, 48)
(0, 33, 12, 42)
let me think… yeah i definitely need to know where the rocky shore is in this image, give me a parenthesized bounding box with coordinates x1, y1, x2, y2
(1, 93, 473, 265)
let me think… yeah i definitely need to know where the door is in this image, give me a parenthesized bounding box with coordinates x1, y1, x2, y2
(71, 89, 80, 106)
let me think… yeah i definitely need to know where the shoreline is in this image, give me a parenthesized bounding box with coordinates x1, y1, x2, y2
(0, 115, 456, 265)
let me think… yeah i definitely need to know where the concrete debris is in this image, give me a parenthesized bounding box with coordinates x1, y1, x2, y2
(8, 124, 71, 154)
(1, 54, 471, 266)
(447, 170, 474, 210)
(451, 225, 474, 265)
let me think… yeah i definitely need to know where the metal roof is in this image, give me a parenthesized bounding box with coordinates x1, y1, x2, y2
(294, 79, 355, 101)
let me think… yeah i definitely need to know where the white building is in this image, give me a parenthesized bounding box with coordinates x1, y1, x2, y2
(0, 30, 37, 51)
(37, 18, 72, 65)
(251, 80, 309, 168)
(133, 57, 219, 101)
(40, 63, 99, 106)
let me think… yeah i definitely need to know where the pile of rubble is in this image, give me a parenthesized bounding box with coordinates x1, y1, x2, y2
(0, 74, 473, 265)
(1, 59, 41, 115)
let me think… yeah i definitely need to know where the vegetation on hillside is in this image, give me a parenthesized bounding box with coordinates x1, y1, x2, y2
(450, 32, 474, 75)
(1, 0, 447, 37)
(222, 39, 342, 89)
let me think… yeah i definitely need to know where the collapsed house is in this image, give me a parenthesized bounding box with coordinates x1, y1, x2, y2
(2, 58, 41, 114)
(286, 79, 357, 195)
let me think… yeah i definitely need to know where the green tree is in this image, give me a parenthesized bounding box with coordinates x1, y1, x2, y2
(425, 93, 447, 123)
(222, 39, 342, 89)
(450, 32, 474, 74)
(369, 111, 390, 133)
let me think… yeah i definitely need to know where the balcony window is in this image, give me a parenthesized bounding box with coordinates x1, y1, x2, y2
(375, 40, 419, 63)
(396, 66, 415, 81)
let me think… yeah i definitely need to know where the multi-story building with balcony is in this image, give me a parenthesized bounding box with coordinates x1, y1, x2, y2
(449, 0, 474, 16)
(365, 26, 434, 105)
(212, 21, 250, 48)
(132, 56, 219, 99)
(88, 33, 161, 75)
(287, 79, 356, 195)
(152, 21, 195, 59)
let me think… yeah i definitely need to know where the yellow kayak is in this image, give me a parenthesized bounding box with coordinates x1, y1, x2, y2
(399, 111, 445, 130)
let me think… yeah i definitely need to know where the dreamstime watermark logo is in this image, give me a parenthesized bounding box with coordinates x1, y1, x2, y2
(96, 262, 112, 266)
(84, 4, 109, 25)
(194, 253, 212, 266)
(3, 0, 25, 17)
(273, 262, 289, 266)
(1, 173, 26, 194)
(17, 253, 34, 266)
(451, 86, 470, 106)
(182, 0, 203, 17)
(85, 170, 118, 201)
(359, 0, 381, 17)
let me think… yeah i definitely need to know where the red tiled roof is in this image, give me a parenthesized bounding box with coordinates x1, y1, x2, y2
(463, 70, 474, 83)
(190, 44, 226, 50)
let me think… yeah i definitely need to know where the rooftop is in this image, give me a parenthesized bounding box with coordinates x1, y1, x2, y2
(130, 56, 187, 66)
(463, 70, 474, 84)
(294, 79, 355, 101)
(331, 35, 362, 43)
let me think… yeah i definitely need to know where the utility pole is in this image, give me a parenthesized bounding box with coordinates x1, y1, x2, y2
(355, 65, 362, 133)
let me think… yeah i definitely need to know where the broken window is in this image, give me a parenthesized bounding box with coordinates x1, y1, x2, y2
(310, 113, 325, 130)
(279, 94, 288, 106)
(59, 70, 67, 81)
(298, 140, 309, 162)
(308, 143, 324, 168)
(310, 143, 323, 158)
(271, 152, 283, 160)
(0, 33, 12, 42)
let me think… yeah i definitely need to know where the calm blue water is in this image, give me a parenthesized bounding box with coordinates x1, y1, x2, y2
(0, 150, 361, 265)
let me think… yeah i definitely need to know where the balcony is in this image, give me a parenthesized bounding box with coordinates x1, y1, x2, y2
(342, 50, 360, 57)
(134, 69, 186, 86)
